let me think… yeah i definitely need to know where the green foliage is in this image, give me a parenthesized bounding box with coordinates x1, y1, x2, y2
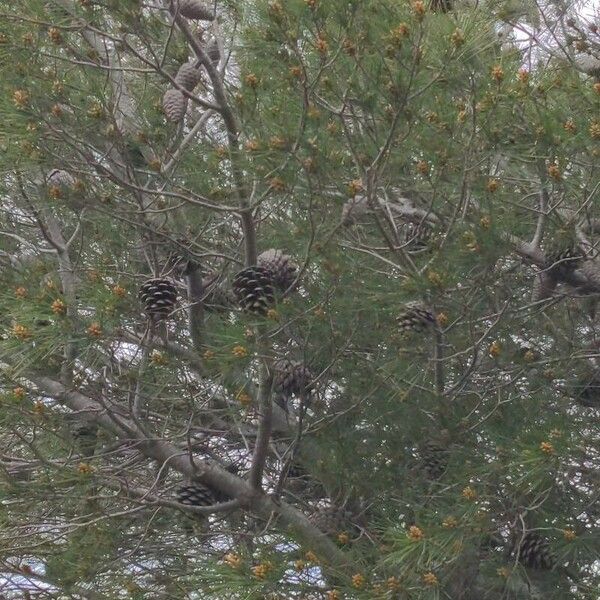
(0, 0, 599, 598)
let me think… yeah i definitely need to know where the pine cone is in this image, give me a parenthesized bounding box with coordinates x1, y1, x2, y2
(163, 89, 187, 122)
(176, 483, 216, 507)
(397, 303, 436, 333)
(175, 62, 202, 91)
(531, 271, 558, 302)
(206, 38, 220, 65)
(545, 247, 583, 280)
(571, 371, 600, 408)
(420, 439, 448, 480)
(512, 532, 556, 570)
(577, 259, 600, 293)
(177, 0, 214, 20)
(257, 249, 298, 292)
(273, 359, 313, 398)
(47, 169, 75, 188)
(70, 419, 98, 458)
(429, 0, 452, 11)
(308, 507, 355, 537)
(403, 222, 433, 252)
(139, 278, 178, 318)
(232, 266, 275, 316)
(341, 195, 370, 225)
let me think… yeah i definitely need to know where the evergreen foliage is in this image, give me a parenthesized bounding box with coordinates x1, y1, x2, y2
(0, 0, 599, 598)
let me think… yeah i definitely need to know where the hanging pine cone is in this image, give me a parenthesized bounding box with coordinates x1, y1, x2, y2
(287, 461, 309, 481)
(47, 169, 75, 188)
(531, 270, 558, 302)
(429, 0, 452, 11)
(206, 38, 220, 65)
(175, 62, 202, 91)
(257, 249, 298, 292)
(176, 483, 216, 507)
(403, 222, 433, 253)
(308, 506, 354, 537)
(273, 359, 313, 399)
(545, 247, 583, 280)
(570, 371, 600, 408)
(70, 419, 98, 458)
(341, 195, 370, 225)
(163, 89, 187, 122)
(397, 303, 436, 334)
(176, 0, 214, 20)
(420, 439, 449, 480)
(577, 259, 600, 293)
(139, 278, 178, 318)
(232, 266, 275, 316)
(512, 532, 556, 570)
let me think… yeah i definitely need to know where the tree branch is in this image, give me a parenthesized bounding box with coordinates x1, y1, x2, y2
(249, 360, 274, 489)
(31, 376, 355, 574)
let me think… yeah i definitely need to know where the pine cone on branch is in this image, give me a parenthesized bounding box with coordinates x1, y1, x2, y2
(163, 89, 187, 122)
(176, 0, 214, 20)
(420, 439, 449, 480)
(70, 419, 98, 458)
(232, 266, 275, 316)
(175, 62, 202, 91)
(206, 39, 220, 65)
(273, 359, 313, 399)
(397, 303, 436, 334)
(511, 531, 556, 570)
(257, 249, 298, 292)
(176, 483, 216, 507)
(139, 278, 178, 318)
(308, 506, 355, 538)
(403, 222, 434, 253)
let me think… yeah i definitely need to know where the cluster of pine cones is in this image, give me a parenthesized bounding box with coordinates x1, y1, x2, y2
(162, 1, 216, 122)
(138, 248, 298, 319)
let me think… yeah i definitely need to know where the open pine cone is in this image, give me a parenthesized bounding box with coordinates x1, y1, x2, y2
(511, 531, 556, 570)
(232, 266, 275, 315)
(139, 278, 178, 318)
(397, 302, 436, 333)
(403, 222, 434, 252)
(257, 249, 298, 292)
(176, 483, 216, 507)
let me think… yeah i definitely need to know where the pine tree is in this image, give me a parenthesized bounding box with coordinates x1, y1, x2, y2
(0, 0, 599, 598)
